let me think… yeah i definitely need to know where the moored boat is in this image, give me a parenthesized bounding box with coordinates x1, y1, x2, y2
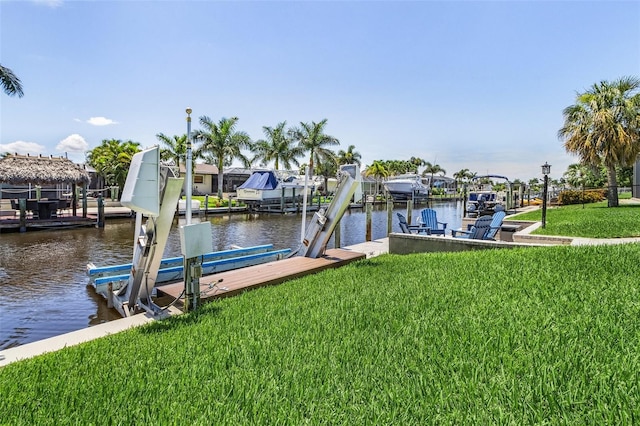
(383, 174, 429, 200)
(465, 175, 511, 217)
(236, 170, 311, 206)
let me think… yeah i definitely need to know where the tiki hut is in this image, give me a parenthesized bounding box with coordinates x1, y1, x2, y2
(0, 154, 90, 186)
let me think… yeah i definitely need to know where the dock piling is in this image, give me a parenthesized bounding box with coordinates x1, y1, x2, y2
(387, 198, 393, 234)
(365, 199, 372, 241)
(97, 196, 105, 228)
(19, 198, 26, 232)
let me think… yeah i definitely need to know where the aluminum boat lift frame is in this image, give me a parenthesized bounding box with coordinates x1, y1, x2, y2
(103, 153, 360, 316)
(298, 166, 361, 258)
(105, 147, 185, 317)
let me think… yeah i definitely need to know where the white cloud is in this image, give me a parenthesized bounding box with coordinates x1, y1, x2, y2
(87, 116, 118, 126)
(56, 134, 89, 153)
(0, 141, 46, 155)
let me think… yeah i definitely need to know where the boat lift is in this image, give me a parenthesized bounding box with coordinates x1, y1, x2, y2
(102, 148, 360, 315)
(105, 146, 186, 317)
(297, 165, 361, 258)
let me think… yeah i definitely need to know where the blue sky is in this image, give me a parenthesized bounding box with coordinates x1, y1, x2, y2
(1, 0, 639, 181)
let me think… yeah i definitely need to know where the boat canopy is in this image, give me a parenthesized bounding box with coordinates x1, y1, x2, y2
(238, 170, 279, 190)
(472, 175, 511, 184)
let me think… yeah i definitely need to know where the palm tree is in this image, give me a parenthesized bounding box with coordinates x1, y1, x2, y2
(86, 139, 141, 194)
(252, 121, 304, 170)
(453, 168, 472, 193)
(0, 64, 23, 97)
(384, 159, 412, 176)
(422, 162, 446, 190)
(291, 119, 340, 176)
(315, 156, 338, 195)
(194, 116, 252, 198)
(364, 160, 389, 195)
(155, 133, 192, 177)
(563, 163, 587, 188)
(337, 144, 362, 166)
(409, 157, 425, 174)
(559, 76, 640, 207)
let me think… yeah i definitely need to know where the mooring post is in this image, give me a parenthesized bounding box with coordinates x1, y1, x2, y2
(19, 198, 26, 233)
(82, 186, 87, 218)
(365, 198, 372, 241)
(97, 196, 105, 228)
(387, 198, 393, 234)
(280, 187, 285, 212)
(204, 194, 209, 215)
(462, 184, 467, 217)
(406, 199, 413, 225)
(72, 183, 77, 217)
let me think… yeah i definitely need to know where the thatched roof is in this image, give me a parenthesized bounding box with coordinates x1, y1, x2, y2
(0, 154, 91, 185)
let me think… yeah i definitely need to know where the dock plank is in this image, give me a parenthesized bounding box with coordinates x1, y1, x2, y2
(157, 248, 366, 302)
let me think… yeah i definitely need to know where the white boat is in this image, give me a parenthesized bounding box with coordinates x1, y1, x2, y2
(383, 174, 429, 200)
(466, 175, 510, 217)
(236, 170, 310, 205)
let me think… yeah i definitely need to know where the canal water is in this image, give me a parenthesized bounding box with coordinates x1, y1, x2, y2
(0, 201, 463, 350)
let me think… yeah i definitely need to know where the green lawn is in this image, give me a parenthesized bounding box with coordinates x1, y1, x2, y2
(2, 245, 640, 423)
(511, 201, 640, 238)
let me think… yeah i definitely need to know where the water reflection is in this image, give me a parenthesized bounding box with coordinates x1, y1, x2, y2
(0, 201, 463, 349)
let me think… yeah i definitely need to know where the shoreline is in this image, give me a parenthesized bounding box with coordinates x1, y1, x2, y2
(0, 238, 389, 367)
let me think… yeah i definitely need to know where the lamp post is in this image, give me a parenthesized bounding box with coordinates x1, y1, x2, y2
(541, 162, 551, 228)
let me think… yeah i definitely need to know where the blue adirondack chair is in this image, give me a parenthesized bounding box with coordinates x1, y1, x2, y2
(484, 211, 507, 240)
(451, 215, 493, 239)
(396, 213, 431, 234)
(419, 208, 447, 236)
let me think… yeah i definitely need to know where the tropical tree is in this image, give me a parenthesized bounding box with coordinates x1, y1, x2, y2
(409, 157, 425, 173)
(559, 76, 640, 207)
(528, 178, 541, 193)
(337, 144, 362, 166)
(86, 139, 141, 194)
(453, 168, 473, 193)
(291, 119, 340, 177)
(155, 133, 192, 177)
(315, 156, 338, 195)
(252, 121, 304, 170)
(422, 162, 446, 189)
(380, 159, 414, 176)
(364, 160, 390, 194)
(0, 64, 23, 97)
(617, 165, 634, 188)
(194, 116, 252, 198)
(563, 163, 590, 188)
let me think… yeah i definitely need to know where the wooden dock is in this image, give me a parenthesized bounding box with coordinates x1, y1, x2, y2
(0, 214, 98, 232)
(157, 248, 366, 302)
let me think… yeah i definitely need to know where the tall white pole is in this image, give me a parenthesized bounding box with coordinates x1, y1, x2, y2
(185, 108, 193, 226)
(301, 166, 309, 242)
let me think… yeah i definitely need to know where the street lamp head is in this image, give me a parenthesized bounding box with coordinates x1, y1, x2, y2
(186, 107, 192, 115)
(541, 162, 551, 176)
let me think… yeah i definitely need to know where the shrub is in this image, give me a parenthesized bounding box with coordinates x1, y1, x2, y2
(558, 189, 606, 205)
